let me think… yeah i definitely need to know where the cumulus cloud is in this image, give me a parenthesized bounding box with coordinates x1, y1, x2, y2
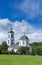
(28, 32, 42, 43)
(0, 19, 13, 43)
(12, 20, 35, 42)
(0, 18, 42, 44)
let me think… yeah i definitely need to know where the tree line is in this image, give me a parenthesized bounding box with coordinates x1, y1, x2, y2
(0, 41, 42, 55)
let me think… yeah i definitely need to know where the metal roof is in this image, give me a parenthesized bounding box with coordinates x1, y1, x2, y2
(8, 31, 14, 33)
(19, 35, 29, 40)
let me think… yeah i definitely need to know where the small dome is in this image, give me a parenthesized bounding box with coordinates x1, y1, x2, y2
(8, 31, 14, 33)
(19, 35, 29, 40)
(8, 28, 14, 33)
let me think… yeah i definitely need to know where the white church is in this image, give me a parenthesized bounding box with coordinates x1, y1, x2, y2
(7, 28, 32, 52)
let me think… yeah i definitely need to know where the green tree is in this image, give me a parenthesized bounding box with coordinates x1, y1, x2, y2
(32, 42, 38, 47)
(32, 42, 38, 55)
(0, 45, 2, 54)
(34, 46, 42, 55)
(1, 41, 8, 54)
(38, 42, 42, 46)
(17, 46, 29, 55)
(32, 42, 42, 55)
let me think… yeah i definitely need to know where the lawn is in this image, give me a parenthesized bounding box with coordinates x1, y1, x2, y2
(0, 55, 42, 65)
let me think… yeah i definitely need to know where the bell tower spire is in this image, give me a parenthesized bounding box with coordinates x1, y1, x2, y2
(8, 28, 14, 46)
(10, 28, 12, 31)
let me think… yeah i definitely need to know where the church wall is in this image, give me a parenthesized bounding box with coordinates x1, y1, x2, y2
(19, 40, 27, 46)
(8, 30, 14, 46)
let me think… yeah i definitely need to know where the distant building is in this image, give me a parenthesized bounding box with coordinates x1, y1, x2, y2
(8, 28, 20, 52)
(8, 28, 32, 52)
(19, 35, 29, 46)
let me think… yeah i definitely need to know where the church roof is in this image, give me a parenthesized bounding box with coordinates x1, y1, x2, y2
(19, 35, 29, 40)
(8, 31, 14, 33)
(9, 44, 20, 49)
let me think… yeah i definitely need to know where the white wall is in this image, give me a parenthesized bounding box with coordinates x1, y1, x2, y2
(19, 40, 27, 46)
(8, 47, 17, 52)
(8, 32, 14, 46)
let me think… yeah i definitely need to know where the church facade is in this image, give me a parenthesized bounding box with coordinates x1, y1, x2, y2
(7, 28, 32, 52)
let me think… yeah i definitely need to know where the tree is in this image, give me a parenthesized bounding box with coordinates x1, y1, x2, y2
(0, 45, 2, 54)
(38, 42, 42, 46)
(1, 41, 8, 54)
(17, 46, 29, 55)
(32, 42, 42, 55)
(34, 46, 42, 55)
(32, 42, 38, 47)
(32, 42, 38, 55)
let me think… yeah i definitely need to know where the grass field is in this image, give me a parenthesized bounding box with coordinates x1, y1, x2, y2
(0, 55, 42, 65)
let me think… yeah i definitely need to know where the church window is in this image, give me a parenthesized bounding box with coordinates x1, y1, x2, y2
(11, 40, 13, 45)
(8, 35, 10, 38)
(11, 34, 13, 38)
(8, 40, 9, 43)
(23, 41, 24, 44)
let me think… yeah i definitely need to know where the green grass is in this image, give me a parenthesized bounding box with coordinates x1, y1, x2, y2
(0, 55, 42, 65)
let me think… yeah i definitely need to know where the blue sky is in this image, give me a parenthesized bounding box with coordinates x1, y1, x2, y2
(0, 0, 42, 29)
(0, 0, 42, 43)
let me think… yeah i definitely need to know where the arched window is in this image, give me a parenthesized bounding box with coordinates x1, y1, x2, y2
(23, 41, 24, 44)
(11, 40, 14, 45)
(8, 35, 10, 38)
(11, 34, 13, 38)
(8, 40, 9, 43)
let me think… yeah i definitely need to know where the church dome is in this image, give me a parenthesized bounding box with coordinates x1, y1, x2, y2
(8, 28, 14, 33)
(19, 35, 29, 40)
(8, 31, 14, 33)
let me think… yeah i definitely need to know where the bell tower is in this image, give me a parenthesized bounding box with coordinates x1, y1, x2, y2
(8, 28, 14, 46)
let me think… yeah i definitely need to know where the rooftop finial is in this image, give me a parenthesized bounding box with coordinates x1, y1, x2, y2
(23, 32, 25, 35)
(10, 28, 12, 31)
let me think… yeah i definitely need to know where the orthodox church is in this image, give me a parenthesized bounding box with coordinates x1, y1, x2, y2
(7, 28, 31, 52)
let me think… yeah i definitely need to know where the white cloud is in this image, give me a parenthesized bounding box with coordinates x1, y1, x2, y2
(28, 32, 42, 43)
(0, 18, 42, 44)
(0, 19, 11, 26)
(12, 20, 35, 43)
(0, 32, 7, 44)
